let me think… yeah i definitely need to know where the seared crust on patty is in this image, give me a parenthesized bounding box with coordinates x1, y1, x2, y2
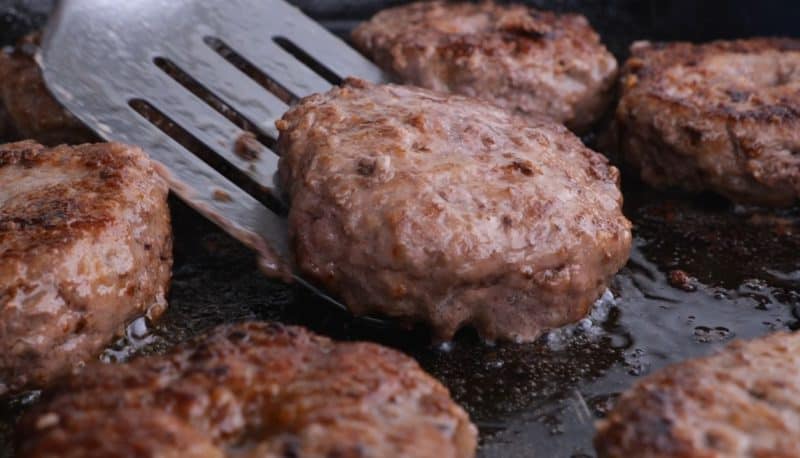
(16, 321, 478, 458)
(594, 331, 800, 458)
(277, 79, 631, 342)
(611, 38, 800, 206)
(0, 141, 172, 395)
(352, 1, 618, 132)
(0, 34, 94, 145)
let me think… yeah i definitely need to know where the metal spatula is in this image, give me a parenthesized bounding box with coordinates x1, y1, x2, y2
(38, 0, 387, 306)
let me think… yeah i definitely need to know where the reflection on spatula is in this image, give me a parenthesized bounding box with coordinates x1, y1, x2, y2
(38, 0, 387, 311)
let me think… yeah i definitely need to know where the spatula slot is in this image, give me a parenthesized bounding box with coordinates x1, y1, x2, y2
(153, 56, 277, 151)
(128, 98, 286, 214)
(203, 36, 297, 105)
(272, 36, 343, 86)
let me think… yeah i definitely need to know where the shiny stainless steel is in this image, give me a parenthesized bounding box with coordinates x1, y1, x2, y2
(38, 0, 387, 310)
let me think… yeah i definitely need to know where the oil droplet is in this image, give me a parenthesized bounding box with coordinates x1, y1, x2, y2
(693, 326, 733, 343)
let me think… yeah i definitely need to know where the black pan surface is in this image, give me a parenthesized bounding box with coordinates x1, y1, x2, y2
(2, 1, 800, 457)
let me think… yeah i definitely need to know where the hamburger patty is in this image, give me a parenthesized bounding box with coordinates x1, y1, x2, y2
(16, 321, 478, 458)
(0, 34, 94, 145)
(352, 1, 618, 132)
(610, 38, 800, 206)
(0, 140, 172, 395)
(277, 79, 632, 342)
(594, 331, 800, 458)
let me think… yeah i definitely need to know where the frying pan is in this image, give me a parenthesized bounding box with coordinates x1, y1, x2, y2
(1, 1, 800, 457)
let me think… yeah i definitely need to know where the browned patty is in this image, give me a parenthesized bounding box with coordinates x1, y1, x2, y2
(0, 34, 94, 145)
(610, 38, 800, 206)
(16, 321, 478, 458)
(277, 78, 632, 342)
(0, 140, 172, 395)
(594, 331, 800, 458)
(352, 1, 618, 132)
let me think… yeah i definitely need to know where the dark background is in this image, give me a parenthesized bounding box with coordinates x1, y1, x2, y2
(2, 1, 800, 458)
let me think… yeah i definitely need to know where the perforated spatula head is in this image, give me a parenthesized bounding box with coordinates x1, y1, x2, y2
(38, 0, 387, 297)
